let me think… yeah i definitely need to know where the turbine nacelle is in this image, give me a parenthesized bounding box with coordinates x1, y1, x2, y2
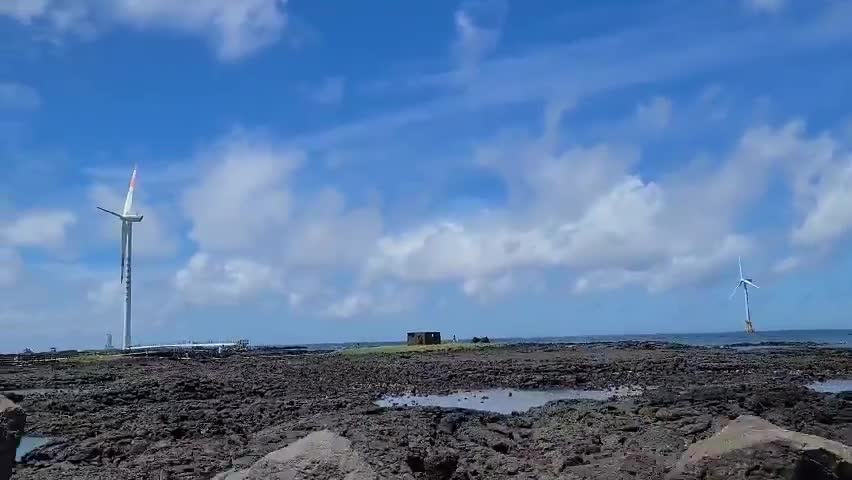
(95, 167, 143, 286)
(96, 207, 143, 223)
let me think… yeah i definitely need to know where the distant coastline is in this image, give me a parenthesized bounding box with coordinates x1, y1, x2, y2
(4, 329, 851, 355)
(273, 329, 852, 352)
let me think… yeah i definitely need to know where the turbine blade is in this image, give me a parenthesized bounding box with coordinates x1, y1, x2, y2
(738, 256, 743, 279)
(123, 166, 137, 216)
(97, 207, 122, 219)
(729, 283, 741, 299)
(120, 222, 127, 283)
(743, 279, 759, 289)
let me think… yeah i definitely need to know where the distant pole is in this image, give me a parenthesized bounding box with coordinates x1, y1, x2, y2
(744, 284, 755, 334)
(124, 223, 133, 350)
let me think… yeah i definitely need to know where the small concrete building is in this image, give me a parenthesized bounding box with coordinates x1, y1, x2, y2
(407, 331, 441, 346)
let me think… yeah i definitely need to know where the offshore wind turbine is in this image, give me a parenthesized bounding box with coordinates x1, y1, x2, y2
(729, 256, 759, 334)
(97, 167, 143, 350)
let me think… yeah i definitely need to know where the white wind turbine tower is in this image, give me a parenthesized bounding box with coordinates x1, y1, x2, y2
(97, 167, 143, 350)
(729, 256, 759, 334)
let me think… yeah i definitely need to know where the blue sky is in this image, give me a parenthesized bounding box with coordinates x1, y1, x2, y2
(1, 0, 852, 351)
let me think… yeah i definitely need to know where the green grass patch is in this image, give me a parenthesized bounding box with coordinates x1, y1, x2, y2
(64, 352, 127, 364)
(339, 342, 493, 356)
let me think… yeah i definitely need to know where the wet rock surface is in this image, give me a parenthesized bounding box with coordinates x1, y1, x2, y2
(1, 342, 852, 479)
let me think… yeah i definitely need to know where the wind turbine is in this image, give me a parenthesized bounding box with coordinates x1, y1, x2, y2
(97, 167, 143, 350)
(729, 256, 759, 334)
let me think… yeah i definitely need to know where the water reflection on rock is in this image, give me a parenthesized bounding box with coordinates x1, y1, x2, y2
(16, 436, 53, 462)
(807, 379, 852, 394)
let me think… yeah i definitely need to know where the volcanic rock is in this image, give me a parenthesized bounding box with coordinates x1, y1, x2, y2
(667, 415, 852, 479)
(1, 395, 26, 480)
(213, 429, 376, 480)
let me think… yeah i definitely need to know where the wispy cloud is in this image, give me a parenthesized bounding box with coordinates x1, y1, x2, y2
(81, 162, 196, 186)
(744, 0, 786, 14)
(635, 96, 673, 131)
(0, 247, 22, 287)
(310, 76, 345, 105)
(0, 0, 289, 61)
(323, 283, 421, 319)
(453, 0, 508, 77)
(174, 252, 283, 306)
(772, 255, 802, 274)
(0, 82, 41, 110)
(1, 210, 77, 249)
(293, 4, 851, 151)
(181, 132, 302, 252)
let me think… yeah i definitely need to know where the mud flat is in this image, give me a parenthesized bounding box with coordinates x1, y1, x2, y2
(3, 341, 852, 479)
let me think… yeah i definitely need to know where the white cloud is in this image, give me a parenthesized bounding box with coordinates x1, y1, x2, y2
(88, 183, 179, 258)
(361, 115, 823, 297)
(0, 0, 50, 23)
(573, 234, 752, 294)
(182, 133, 302, 251)
(166, 118, 852, 312)
(635, 96, 673, 130)
(163, 131, 392, 313)
(745, 0, 785, 14)
(180, 134, 384, 271)
(363, 170, 741, 295)
(323, 283, 420, 319)
(109, 0, 288, 61)
(0, 248, 22, 287)
(86, 279, 122, 311)
(461, 272, 539, 301)
(0, 82, 41, 110)
(791, 159, 852, 247)
(324, 292, 372, 319)
(1, 210, 77, 249)
(282, 188, 384, 268)
(174, 252, 282, 306)
(311, 76, 345, 105)
(453, 0, 508, 76)
(0, 0, 288, 61)
(772, 255, 802, 274)
(725, 120, 852, 251)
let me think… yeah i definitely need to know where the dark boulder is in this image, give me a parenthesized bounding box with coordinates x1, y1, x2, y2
(0, 395, 26, 480)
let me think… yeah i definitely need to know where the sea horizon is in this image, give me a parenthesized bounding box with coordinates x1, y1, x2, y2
(272, 328, 852, 351)
(4, 328, 850, 355)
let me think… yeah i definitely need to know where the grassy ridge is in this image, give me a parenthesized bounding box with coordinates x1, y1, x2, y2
(339, 342, 494, 356)
(64, 352, 128, 364)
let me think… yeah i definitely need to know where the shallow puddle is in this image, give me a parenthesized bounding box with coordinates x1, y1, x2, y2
(16, 436, 53, 461)
(375, 387, 641, 414)
(807, 379, 852, 394)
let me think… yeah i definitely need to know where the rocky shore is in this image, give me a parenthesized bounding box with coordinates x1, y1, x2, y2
(2, 342, 852, 479)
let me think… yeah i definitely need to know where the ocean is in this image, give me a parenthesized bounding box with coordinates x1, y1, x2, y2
(496, 329, 852, 348)
(282, 329, 852, 351)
